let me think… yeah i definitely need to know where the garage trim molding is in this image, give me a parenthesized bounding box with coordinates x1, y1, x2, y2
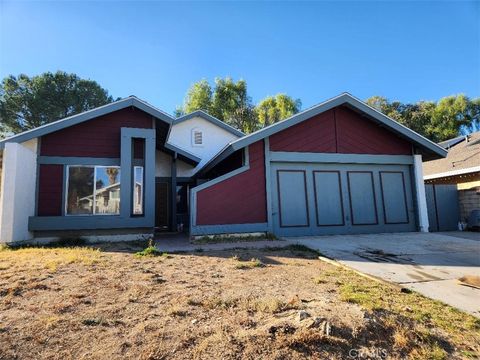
(270, 152, 415, 165)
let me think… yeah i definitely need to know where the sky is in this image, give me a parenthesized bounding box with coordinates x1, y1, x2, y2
(0, 1, 479, 115)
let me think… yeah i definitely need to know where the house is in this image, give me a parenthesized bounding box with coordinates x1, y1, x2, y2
(423, 132, 480, 229)
(0, 93, 447, 244)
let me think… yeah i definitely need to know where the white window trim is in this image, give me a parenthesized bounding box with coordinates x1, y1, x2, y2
(65, 165, 121, 216)
(191, 128, 204, 147)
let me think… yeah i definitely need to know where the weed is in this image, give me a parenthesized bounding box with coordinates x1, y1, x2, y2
(135, 239, 164, 257)
(192, 233, 277, 245)
(167, 305, 188, 317)
(263, 244, 322, 258)
(317, 266, 480, 356)
(234, 258, 264, 269)
(82, 318, 106, 327)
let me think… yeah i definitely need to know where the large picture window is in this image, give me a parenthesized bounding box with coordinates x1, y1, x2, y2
(66, 166, 121, 215)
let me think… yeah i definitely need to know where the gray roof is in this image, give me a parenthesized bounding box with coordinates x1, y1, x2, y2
(0, 96, 175, 150)
(423, 131, 480, 178)
(175, 110, 244, 137)
(199, 92, 448, 174)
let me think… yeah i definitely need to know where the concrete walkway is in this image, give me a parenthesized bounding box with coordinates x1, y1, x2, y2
(288, 232, 480, 317)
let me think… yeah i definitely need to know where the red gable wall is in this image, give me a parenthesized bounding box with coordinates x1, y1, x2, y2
(195, 105, 413, 228)
(40, 107, 153, 158)
(270, 106, 412, 155)
(270, 109, 337, 153)
(196, 141, 267, 225)
(37, 107, 153, 216)
(37, 165, 63, 216)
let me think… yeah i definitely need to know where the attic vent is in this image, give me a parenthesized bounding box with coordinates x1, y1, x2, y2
(193, 129, 203, 146)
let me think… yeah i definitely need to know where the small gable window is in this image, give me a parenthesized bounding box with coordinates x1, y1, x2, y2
(192, 129, 203, 146)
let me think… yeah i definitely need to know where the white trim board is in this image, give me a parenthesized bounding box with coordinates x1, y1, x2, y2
(424, 166, 480, 180)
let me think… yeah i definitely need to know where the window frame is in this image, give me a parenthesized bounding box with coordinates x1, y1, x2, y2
(65, 165, 121, 216)
(132, 166, 145, 216)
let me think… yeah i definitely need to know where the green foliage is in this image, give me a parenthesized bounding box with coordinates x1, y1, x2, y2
(234, 257, 265, 269)
(256, 94, 301, 127)
(427, 95, 480, 141)
(175, 79, 212, 117)
(0, 71, 116, 137)
(366, 94, 480, 142)
(135, 239, 164, 257)
(176, 77, 300, 133)
(211, 78, 257, 133)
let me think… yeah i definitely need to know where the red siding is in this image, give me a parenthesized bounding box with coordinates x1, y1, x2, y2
(270, 110, 336, 153)
(37, 165, 63, 216)
(196, 141, 267, 225)
(133, 138, 145, 159)
(269, 106, 411, 155)
(335, 106, 411, 155)
(40, 108, 153, 158)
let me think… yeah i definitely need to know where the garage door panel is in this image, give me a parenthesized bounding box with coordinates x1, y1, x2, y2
(313, 171, 344, 226)
(347, 171, 378, 225)
(271, 162, 416, 236)
(379, 171, 409, 224)
(277, 170, 309, 227)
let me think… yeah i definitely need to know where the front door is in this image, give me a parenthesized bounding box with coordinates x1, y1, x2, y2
(155, 181, 170, 231)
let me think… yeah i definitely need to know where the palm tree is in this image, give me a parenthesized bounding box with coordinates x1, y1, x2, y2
(106, 168, 119, 185)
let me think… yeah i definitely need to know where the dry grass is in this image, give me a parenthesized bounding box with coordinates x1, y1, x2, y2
(233, 257, 264, 269)
(0, 243, 478, 359)
(459, 275, 480, 289)
(0, 245, 102, 272)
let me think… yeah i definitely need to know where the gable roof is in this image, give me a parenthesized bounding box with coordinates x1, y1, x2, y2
(174, 110, 244, 137)
(423, 131, 480, 180)
(438, 135, 468, 149)
(0, 96, 175, 150)
(199, 93, 448, 175)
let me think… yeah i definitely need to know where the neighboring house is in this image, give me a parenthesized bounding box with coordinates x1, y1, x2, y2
(0, 93, 446, 244)
(423, 132, 480, 228)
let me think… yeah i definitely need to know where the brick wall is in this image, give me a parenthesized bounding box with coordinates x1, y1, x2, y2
(458, 187, 480, 222)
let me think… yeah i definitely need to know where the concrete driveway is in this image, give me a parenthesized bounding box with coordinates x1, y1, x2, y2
(289, 232, 480, 317)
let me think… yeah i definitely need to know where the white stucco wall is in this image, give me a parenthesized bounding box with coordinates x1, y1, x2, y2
(0, 139, 38, 243)
(155, 150, 195, 178)
(167, 116, 240, 172)
(155, 150, 172, 177)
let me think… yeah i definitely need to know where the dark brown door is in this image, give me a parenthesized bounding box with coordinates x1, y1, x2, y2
(155, 182, 170, 230)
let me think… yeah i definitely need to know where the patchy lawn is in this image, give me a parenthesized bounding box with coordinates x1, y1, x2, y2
(0, 243, 479, 359)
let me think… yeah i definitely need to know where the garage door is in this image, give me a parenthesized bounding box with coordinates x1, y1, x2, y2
(271, 163, 416, 236)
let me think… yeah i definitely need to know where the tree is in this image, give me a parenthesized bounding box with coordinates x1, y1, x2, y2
(175, 79, 212, 117)
(256, 94, 301, 128)
(211, 78, 258, 133)
(106, 168, 119, 185)
(0, 71, 115, 137)
(366, 94, 480, 142)
(176, 78, 301, 133)
(426, 95, 480, 142)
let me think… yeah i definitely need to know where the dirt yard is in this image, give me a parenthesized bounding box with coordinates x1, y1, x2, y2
(0, 242, 479, 360)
